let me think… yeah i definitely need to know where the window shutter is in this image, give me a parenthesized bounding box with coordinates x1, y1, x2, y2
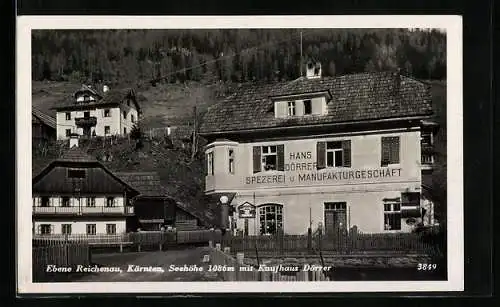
(253, 146, 261, 173)
(392, 137, 400, 164)
(381, 137, 391, 166)
(342, 140, 351, 167)
(316, 142, 326, 169)
(275, 101, 287, 118)
(277, 144, 285, 171)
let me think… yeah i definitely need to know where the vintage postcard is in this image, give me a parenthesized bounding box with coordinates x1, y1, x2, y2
(17, 15, 463, 294)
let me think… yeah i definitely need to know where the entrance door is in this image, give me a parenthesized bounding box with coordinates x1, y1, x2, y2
(324, 202, 347, 235)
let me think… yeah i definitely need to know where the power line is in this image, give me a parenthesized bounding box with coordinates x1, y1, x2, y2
(144, 29, 320, 85)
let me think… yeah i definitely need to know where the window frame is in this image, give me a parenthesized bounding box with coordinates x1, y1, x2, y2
(39, 224, 52, 235)
(41, 196, 50, 207)
(303, 99, 312, 115)
(61, 196, 70, 207)
(287, 101, 296, 116)
(104, 126, 110, 135)
(131, 114, 135, 123)
(86, 224, 97, 235)
(326, 141, 344, 168)
(381, 136, 401, 167)
(86, 197, 96, 207)
(61, 224, 72, 235)
(258, 204, 283, 235)
(206, 151, 214, 175)
(261, 145, 278, 172)
(106, 197, 116, 208)
(228, 149, 235, 174)
(65, 112, 71, 120)
(104, 109, 111, 117)
(65, 129, 71, 137)
(106, 224, 117, 235)
(383, 202, 402, 231)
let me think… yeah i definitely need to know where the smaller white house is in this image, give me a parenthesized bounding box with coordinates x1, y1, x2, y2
(53, 84, 141, 140)
(32, 136, 139, 235)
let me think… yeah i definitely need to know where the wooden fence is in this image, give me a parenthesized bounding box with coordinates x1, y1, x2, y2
(32, 242, 90, 282)
(222, 229, 437, 257)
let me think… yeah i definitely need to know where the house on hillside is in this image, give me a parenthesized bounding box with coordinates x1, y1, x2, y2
(53, 84, 141, 140)
(32, 135, 139, 235)
(115, 172, 204, 231)
(199, 62, 439, 235)
(32, 107, 56, 143)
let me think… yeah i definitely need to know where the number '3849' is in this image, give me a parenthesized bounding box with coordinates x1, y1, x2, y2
(417, 263, 437, 271)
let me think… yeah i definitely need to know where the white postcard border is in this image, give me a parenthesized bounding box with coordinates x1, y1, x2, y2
(17, 15, 463, 294)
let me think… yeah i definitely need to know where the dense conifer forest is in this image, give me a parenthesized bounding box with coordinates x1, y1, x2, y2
(32, 28, 446, 85)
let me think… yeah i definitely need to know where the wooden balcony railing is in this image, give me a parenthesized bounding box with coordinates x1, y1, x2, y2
(33, 206, 134, 215)
(75, 116, 97, 127)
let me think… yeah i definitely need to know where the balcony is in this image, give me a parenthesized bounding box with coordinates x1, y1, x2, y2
(75, 116, 97, 127)
(33, 206, 134, 216)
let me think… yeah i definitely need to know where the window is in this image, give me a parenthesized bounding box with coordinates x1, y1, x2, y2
(381, 136, 400, 166)
(421, 131, 432, 146)
(259, 204, 283, 235)
(131, 114, 135, 123)
(41, 196, 50, 207)
(39, 224, 52, 235)
(106, 224, 117, 235)
(316, 141, 351, 169)
(262, 146, 277, 171)
(84, 111, 90, 118)
(61, 224, 72, 235)
(104, 126, 110, 135)
(124, 127, 127, 134)
(83, 95, 90, 102)
(65, 112, 71, 120)
(106, 197, 115, 207)
(123, 111, 126, 119)
(86, 224, 97, 235)
(287, 101, 296, 116)
(384, 202, 402, 230)
(86, 197, 96, 207)
(68, 169, 86, 179)
(61, 197, 70, 207)
(303, 100, 312, 115)
(104, 109, 111, 117)
(228, 149, 235, 174)
(206, 152, 214, 175)
(253, 145, 285, 173)
(65, 129, 71, 137)
(324, 202, 347, 233)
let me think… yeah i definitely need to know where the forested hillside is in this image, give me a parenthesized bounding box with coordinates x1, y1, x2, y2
(32, 29, 446, 86)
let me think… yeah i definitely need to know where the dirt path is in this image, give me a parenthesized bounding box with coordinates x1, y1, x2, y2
(76, 247, 221, 282)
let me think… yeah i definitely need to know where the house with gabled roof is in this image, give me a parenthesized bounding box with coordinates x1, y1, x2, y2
(199, 62, 439, 235)
(53, 84, 141, 140)
(32, 135, 139, 236)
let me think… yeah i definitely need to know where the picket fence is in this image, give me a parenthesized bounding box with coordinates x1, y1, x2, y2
(32, 242, 90, 282)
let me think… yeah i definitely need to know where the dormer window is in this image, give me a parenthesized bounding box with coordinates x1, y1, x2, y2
(304, 100, 312, 115)
(83, 95, 90, 102)
(287, 101, 296, 116)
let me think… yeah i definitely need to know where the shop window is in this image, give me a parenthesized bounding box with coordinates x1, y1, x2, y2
(316, 140, 351, 169)
(381, 136, 400, 166)
(61, 224, 72, 235)
(258, 204, 283, 235)
(384, 202, 402, 231)
(86, 224, 96, 235)
(252, 145, 285, 173)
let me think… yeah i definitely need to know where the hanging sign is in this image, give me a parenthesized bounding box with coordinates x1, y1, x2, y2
(238, 202, 256, 218)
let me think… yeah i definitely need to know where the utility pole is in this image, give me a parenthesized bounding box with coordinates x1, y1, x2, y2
(300, 31, 303, 77)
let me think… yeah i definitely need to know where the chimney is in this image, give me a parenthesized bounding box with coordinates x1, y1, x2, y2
(103, 85, 109, 93)
(306, 61, 322, 79)
(69, 133, 79, 148)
